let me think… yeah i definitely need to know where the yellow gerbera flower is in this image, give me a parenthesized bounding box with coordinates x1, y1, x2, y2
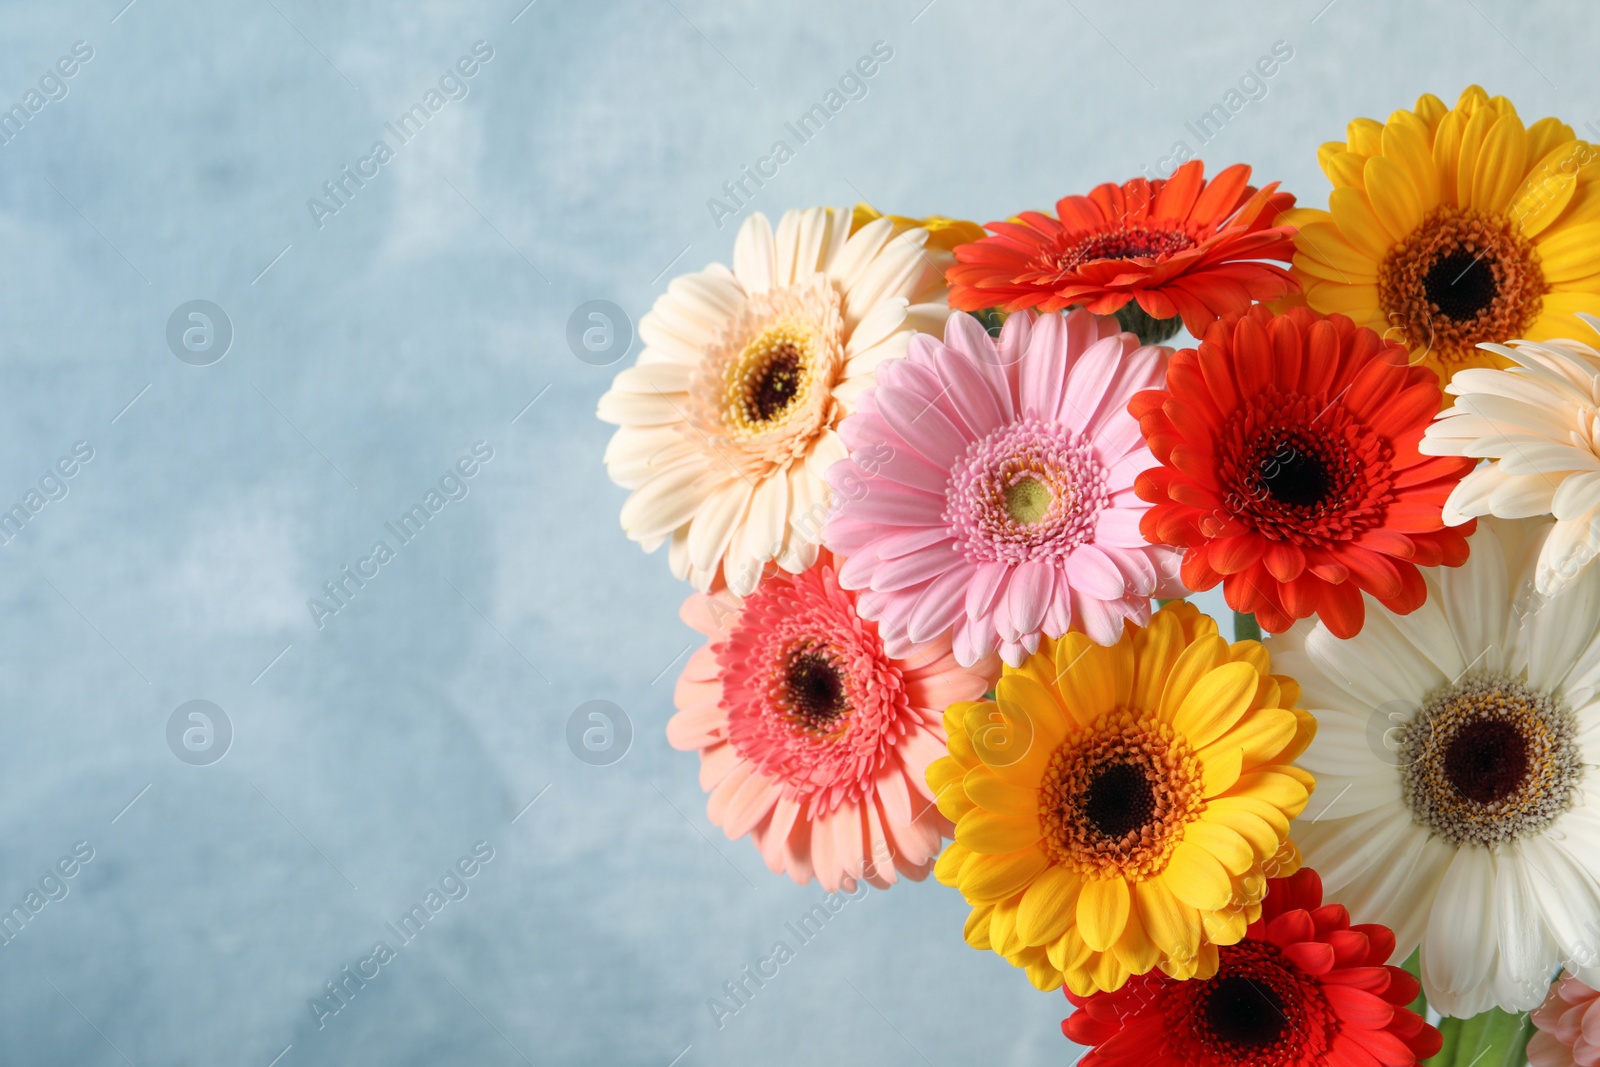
(927, 601, 1316, 996)
(850, 203, 985, 252)
(1290, 85, 1600, 386)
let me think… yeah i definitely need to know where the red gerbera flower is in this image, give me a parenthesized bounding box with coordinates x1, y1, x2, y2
(946, 161, 1298, 339)
(1131, 305, 1475, 637)
(1063, 869, 1443, 1067)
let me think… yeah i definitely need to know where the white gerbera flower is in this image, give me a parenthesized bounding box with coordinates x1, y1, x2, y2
(597, 207, 948, 594)
(1268, 517, 1600, 1017)
(1421, 314, 1600, 596)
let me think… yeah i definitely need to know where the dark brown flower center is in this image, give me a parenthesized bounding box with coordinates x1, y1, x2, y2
(746, 344, 803, 423)
(1058, 225, 1197, 272)
(783, 651, 849, 732)
(1203, 975, 1289, 1050)
(1400, 672, 1581, 846)
(1258, 439, 1333, 509)
(1081, 762, 1157, 839)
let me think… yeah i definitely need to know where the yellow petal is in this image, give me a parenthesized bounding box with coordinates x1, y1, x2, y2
(1224, 770, 1311, 817)
(1089, 946, 1129, 993)
(957, 809, 1043, 854)
(1305, 281, 1382, 318)
(1454, 104, 1499, 209)
(1292, 222, 1379, 280)
(1024, 955, 1065, 992)
(963, 766, 1039, 818)
(1433, 108, 1466, 206)
(1329, 186, 1395, 261)
(1133, 877, 1200, 959)
(964, 905, 993, 949)
(1382, 110, 1441, 212)
(1174, 661, 1260, 749)
(1471, 111, 1529, 214)
(1509, 145, 1580, 238)
(1161, 839, 1233, 911)
(960, 846, 1051, 903)
(1528, 117, 1578, 164)
(1016, 865, 1084, 945)
(1076, 877, 1131, 952)
(1346, 117, 1385, 157)
(1199, 705, 1298, 769)
(1208, 794, 1291, 839)
(926, 755, 965, 799)
(1158, 634, 1229, 723)
(1048, 927, 1094, 972)
(1201, 902, 1249, 945)
(1201, 744, 1244, 797)
(1184, 820, 1255, 875)
(989, 896, 1022, 956)
(1206, 806, 1281, 860)
(1365, 155, 1424, 240)
(1111, 905, 1160, 976)
(1131, 605, 1186, 713)
(1537, 221, 1600, 283)
(1325, 149, 1368, 189)
(1053, 635, 1125, 727)
(991, 672, 1067, 757)
(934, 841, 969, 887)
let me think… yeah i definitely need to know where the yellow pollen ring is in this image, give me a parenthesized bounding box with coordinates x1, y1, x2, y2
(723, 319, 818, 432)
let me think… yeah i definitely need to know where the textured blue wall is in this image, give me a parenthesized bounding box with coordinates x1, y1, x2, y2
(0, 0, 1588, 1062)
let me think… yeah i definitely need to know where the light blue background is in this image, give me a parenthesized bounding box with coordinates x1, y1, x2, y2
(0, 0, 1590, 1063)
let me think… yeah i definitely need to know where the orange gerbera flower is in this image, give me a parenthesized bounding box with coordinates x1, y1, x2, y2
(1131, 305, 1476, 638)
(947, 161, 1300, 342)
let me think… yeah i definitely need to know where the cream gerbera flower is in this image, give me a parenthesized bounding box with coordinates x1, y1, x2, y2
(598, 207, 948, 594)
(1269, 517, 1600, 1017)
(1423, 314, 1600, 596)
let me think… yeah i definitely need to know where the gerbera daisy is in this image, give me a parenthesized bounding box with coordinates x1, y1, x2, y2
(1063, 869, 1443, 1067)
(1132, 304, 1477, 637)
(851, 203, 986, 253)
(597, 206, 948, 595)
(668, 550, 994, 891)
(1530, 973, 1600, 1067)
(1290, 85, 1600, 387)
(1422, 315, 1600, 596)
(929, 601, 1316, 994)
(1268, 517, 1600, 1016)
(945, 161, 1298, 344)
(824, 308, 1183, 667)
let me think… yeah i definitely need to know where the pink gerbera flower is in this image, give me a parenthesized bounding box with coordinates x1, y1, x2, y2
(668, 550, 994, 891)
(1530, 974, 1600, 1067)
(823, 309, 1182, 666)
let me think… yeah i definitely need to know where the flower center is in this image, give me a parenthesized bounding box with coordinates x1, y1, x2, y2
(1258, 440, 1331, 508)
(946, 418, 1108, 563)
(1202, 975, 1288, 1050)
(1081, 762, 1157, 838)
(1004, 475, 1053, 524)
(1181, 940, 1333, 1063)
(1212, 394, 1394, 546)
(1055, 225, 1197, 273)
(1379, 207, 1545, 368)
(1038, 711, 1205, 878)
(687, 277, 845, 477)
(782, 649, 849, 735)
(1400, 671, 1582, 847)
(727, 321, 816, 430)
(715, 564, 911, 811)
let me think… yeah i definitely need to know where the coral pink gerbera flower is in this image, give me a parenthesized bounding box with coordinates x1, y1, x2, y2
(1530, 974, 1600, 1067)
(668, 551, 994, 891)
(823, 309, 1183, 666)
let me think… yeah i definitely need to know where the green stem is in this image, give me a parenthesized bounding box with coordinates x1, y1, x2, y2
(1428, 1008, 1533, 1067)
(1427, 1017, 1462, 1067)
(1232, 610, 1262, 643)
(1401, 948, 1428, 1021)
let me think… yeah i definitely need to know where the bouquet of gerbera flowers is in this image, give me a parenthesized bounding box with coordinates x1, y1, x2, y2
(597, 86, 1600, 1067)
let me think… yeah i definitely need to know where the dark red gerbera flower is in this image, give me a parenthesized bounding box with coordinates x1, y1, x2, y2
(1130, 305, 1475, 637)
(1063, 869, 1443, 1067)
(946, 161, 1298, 340)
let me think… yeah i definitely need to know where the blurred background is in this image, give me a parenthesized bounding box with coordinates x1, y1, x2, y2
(0, 0, 1590, 1062)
